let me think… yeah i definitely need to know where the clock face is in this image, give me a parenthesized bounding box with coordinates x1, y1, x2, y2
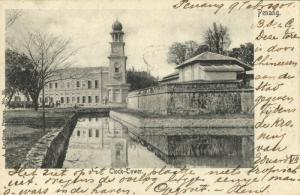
(114, 62, 121, 68)
(113, 46, 121, 53)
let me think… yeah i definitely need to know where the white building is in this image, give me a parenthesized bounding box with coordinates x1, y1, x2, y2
(160, 51, 253, 83)
(11, 20, 130, 108)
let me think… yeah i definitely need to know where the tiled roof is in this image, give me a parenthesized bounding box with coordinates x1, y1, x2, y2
(199, 64, 244, 72)
(176, 51, 252, 71)
(160, 71, 179, 82)
(52, 66, 109, 80)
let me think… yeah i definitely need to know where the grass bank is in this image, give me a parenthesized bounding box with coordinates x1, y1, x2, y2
(3, 109, 74, 168)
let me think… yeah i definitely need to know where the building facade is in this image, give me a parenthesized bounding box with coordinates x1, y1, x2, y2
(39, 20, 129, 107)
(42, 67, 109, 107)
(160, 51, 253, 84)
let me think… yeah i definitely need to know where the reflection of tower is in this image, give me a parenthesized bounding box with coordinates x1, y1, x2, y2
(106, 20, 130, 103)
(111, 139, 128, 167)
(110, 119, 128, 167)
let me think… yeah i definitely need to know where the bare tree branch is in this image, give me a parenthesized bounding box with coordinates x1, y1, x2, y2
(17, 31, 78, 110)
(204, 22, 231, 54)
(6, 10, 22, 29)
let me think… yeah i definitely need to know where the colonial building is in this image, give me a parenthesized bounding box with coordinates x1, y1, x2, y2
(39, 20, 129, 107)
(42, 67, 109, 107)
(160, 51, 253, 84)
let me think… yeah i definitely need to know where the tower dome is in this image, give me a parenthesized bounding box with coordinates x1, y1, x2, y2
(112, 20, 122, 31)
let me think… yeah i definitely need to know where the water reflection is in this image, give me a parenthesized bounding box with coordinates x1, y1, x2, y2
(63, 117, 166, 168)
(64, 116, 253, 168)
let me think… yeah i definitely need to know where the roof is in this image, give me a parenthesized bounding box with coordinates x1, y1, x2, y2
(162, 71, 179, 79)
(160, 71, 179, 82)
(52, 66, 109, 80)
(176, 51, 253, 71)
(112, 20, 123, 31)
(199, 64, 244, 72)
(246, 70, 254, 74)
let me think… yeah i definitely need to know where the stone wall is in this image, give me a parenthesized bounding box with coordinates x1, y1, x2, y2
(22, 114, 78, 168)
(127, 81, 254, 115)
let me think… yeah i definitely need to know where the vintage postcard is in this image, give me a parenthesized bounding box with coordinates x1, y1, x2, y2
(0, 0, 299, 194)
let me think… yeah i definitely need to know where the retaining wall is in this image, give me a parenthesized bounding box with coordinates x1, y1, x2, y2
(127, 81, 254, 115)
(22, 114, 78, 168)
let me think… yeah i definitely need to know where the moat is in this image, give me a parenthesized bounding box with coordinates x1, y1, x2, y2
(63, 115, 253, 168)
(63, 116, 166, 168)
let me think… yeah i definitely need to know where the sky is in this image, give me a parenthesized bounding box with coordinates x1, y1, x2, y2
(6, 9, 253, 78)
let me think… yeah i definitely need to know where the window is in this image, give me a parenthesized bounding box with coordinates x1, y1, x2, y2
(88, 81, 91, 89)
(61, 97, 64, 103)
(115, 67, 119, 73)
(45, 97, 48, 103)
(95, 130, 99, 138)
(88, 96, 92, 103)
(66, 97, 70, 103)
(95, 96, 99, 103)
(89, 129, 92, 137)
(82, 96, 86, 103)
(14, 96, 21, 102)
(95, 80, 99, 88)
(77, 97, 80, 103)
(76, 81, 80, 88)
(77, 131, 80, 137)
(72, 97, 75, 102)
(49, 83, 52, 89)
(55, 82, 58, 88)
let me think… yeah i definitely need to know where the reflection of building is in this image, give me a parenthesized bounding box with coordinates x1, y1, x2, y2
(111, 139, 128, 167)
(64, 117, 128, 167)
(160, 51, 253, 84)
(11, 20, 129, 108)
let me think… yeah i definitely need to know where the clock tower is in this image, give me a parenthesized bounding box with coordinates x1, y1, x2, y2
(107, 20, 129, 103)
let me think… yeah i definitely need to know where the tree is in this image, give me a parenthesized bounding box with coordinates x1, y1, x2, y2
(6, 10, 22, 29)
(204, 22, 231, 54)
(167, 42, 186, 65)
(6, 10, 22, 49)
(20, 32, 77, 110)
(4, 49, 35, 107)
(229, 42, 254, 65)
(167, 41, 208, 65)
(126, 68, 159, 91)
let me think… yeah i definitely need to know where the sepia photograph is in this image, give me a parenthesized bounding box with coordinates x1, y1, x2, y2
(3, 9, 254, 169)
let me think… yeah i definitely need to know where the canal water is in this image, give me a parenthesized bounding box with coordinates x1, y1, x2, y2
(63, 116, 166, 168)
(63, 116, 253, 168)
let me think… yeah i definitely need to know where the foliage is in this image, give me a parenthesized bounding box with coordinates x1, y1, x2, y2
(20, 32, 77, 110)
(5, 49, 35, 107)
(167, 41, 209, 65)
(228, 42, 254, 65)
(126, 68, 159, 91)
(204, 22, 231, 54)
